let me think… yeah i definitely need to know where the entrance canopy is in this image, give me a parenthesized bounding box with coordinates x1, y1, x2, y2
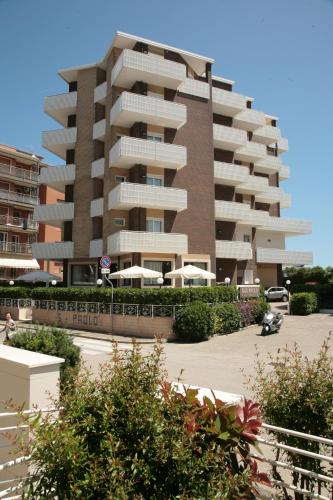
(0, 258, 40, 269)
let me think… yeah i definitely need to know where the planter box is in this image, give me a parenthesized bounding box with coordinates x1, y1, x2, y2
(32, 308, 175, 340)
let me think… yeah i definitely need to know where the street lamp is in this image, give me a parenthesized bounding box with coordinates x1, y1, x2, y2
(157, 277, 164, 289)
(224, 277, 231, 287)
(9, 280, 14, 286)
(96, 279, 103, 287)
(51, 280, 57, 287)
(254, 278, 260, 285)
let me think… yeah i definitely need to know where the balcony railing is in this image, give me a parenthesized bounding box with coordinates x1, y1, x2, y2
(177, 78, 210, 99)
(108, 182, 187, 212)
(42, 127, 77, 160)
(256, 247, 313, 265)
(109, 136, 187, 170)
(89, 239, 103, 258)
(32, 241, 74, 259)
(252, 125, 281, 145)
(0, 189, 39, 206)
(213, 124, 247, 151)
(279, 164, 290, 180)
(0, 163, 39, 183)
(215, 200, 251, 222)
(94, 81, 107, 104)
(0, 215, 38, 231)
(90, 198, 104, 218)
(256, 186, 291, 208)
(212, 88, 248, 116)
(107, 230, 188, 255)
(233, 108, 266, 131)
(111, 49, 186, 90)
(110, 91, 187, 129)
(214, 162, 249, 186)
(0, 241, 31, 254)
(216, 240, 253, 260)
(91, 158, 105, 179)
(39, 164, 75, 191)
(254, 155, 283, 175)
(234, 141, 267, 162)
(93, 119, 106, 140)
(44, 91, 77, 126)
(33, 202, 74, 226)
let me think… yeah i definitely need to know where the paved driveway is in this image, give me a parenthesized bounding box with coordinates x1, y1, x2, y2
(84, 313, 333, 397)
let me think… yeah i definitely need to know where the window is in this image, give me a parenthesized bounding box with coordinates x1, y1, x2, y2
(147, 133, 163, 143)
(114, 218, 125, 227)
(143, 260, 172, 286)
(70, 264, 97, 286)
(147, 218, 163, 232)
(243, 234, 251, 243)
(146, 175, 163, 187)
(115, 175, 126, 183)
(184, 261, 208, 287)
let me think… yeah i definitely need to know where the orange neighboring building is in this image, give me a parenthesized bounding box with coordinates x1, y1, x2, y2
(0, 144, 63, 282)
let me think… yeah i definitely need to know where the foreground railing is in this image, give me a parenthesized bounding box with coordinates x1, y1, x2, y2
(33, 299, 181, 318)
(0, 298, 32, 308)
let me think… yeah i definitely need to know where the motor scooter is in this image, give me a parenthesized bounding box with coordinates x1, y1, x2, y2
(261, 311, 284, 335)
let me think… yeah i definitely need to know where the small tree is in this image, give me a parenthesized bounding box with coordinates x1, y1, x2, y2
(246, 338, 333, 497)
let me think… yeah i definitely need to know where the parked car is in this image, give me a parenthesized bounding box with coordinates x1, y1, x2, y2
(264, 287, 289, 302)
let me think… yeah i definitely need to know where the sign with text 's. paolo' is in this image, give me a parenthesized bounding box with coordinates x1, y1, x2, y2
(99, 256, 112, 269)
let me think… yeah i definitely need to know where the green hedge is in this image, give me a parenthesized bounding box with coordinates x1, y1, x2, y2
(291, 284, 333, 308)
(249, 299, 270, 324)
(31, 285, 239, 305)
(0, 286, 32, 299)
(290, 292, 318, 315)
(173, 302, 215, 341)
(213, 304, 241, 335)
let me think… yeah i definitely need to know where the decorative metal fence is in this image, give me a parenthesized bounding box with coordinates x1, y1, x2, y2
(0, 298, 32, 308)
(33, 299, 181, 319)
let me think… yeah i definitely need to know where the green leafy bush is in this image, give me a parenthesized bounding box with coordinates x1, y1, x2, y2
(247, 339, 333, 491)
(291, 283, 333, 308)
(290, 292, 318, 315)
(173, 301, 214, 341)
(31, 285, 239, 305)
(213, 303, 241, 335)
(0, 286, 32, 299)
(7, 327, 80, 385)
(249, 299, 270, 324)
(20, 343, 268, 498)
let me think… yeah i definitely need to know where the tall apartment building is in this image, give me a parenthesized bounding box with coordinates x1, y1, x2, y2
(0, 144, 63, 281)
(33, 32, 312, 287)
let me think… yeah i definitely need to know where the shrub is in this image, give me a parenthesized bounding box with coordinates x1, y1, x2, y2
(7, 326, 80, 385)
(290, 292, 318, 315)
(0, 286, 32, 299)
(31, 285, 239, 306)
(247, 339, 333, 491)
(213, 303, 241, 335)
(249, 299, 270, 324)
(235, 302, 255, 327)
(20, 343, 268, 498)
(291, 283, 333, 308)
(173, 301, 214, 341)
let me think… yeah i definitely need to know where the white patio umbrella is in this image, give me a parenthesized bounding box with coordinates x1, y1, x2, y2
(15, 270, 60, 283)
(108, 265, 162, 280)
(164, 264, 216, 281)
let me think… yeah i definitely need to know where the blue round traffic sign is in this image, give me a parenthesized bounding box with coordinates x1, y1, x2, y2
(100, 255, 111, 269)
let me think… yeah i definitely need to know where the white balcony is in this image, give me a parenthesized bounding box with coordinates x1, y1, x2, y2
(215, 200, 250, 222)
(39, 164, 75, 192)
(237, 175, 269, 195)
(0, 242, 32, 255)
(89, 239, 103, 258)
(109, 136, 186, 170)
(254, 155, 283, 175)
(214, 162, 249, 186)
(238, 208, 270, 227)
(91, 158, 105, 179)
(233, 109, 266, 131)
(32, 241, 74, 260)
(277, 137, 289, 154)
(216, 240, 253, 260)
(44, 92, 77, 126)
(256, 186, 291, 208)
(252, 125, 281, 145)
(108, 182, 187, 212)
(107, 230, 188, 255)
(279, 165, 290, 180)
(111, 49, 186, 90)
(90, 198, 104, 217)
(0, 215, 38, 232)
(259, 217, 312, 235)
(0, 162, 39, 186)
(33, 202, 74, 227)
(177, 78, 210, 99)
(110, 92, 187, 129)
(212, 88, 248, 116)
(93, 119, 106, 140)
(42, 127, 77, 160)
(256, 247, 313, 265)
(0, 189, 39, 207)
(213, 124, 247, 151)
(94, 82, 107, 104)
(234, 141, 267, 162)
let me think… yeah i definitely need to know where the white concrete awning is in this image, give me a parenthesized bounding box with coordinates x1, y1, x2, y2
(0, 258, 40, 269)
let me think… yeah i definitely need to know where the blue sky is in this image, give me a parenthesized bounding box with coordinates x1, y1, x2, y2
(0, 0, 332, 265)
